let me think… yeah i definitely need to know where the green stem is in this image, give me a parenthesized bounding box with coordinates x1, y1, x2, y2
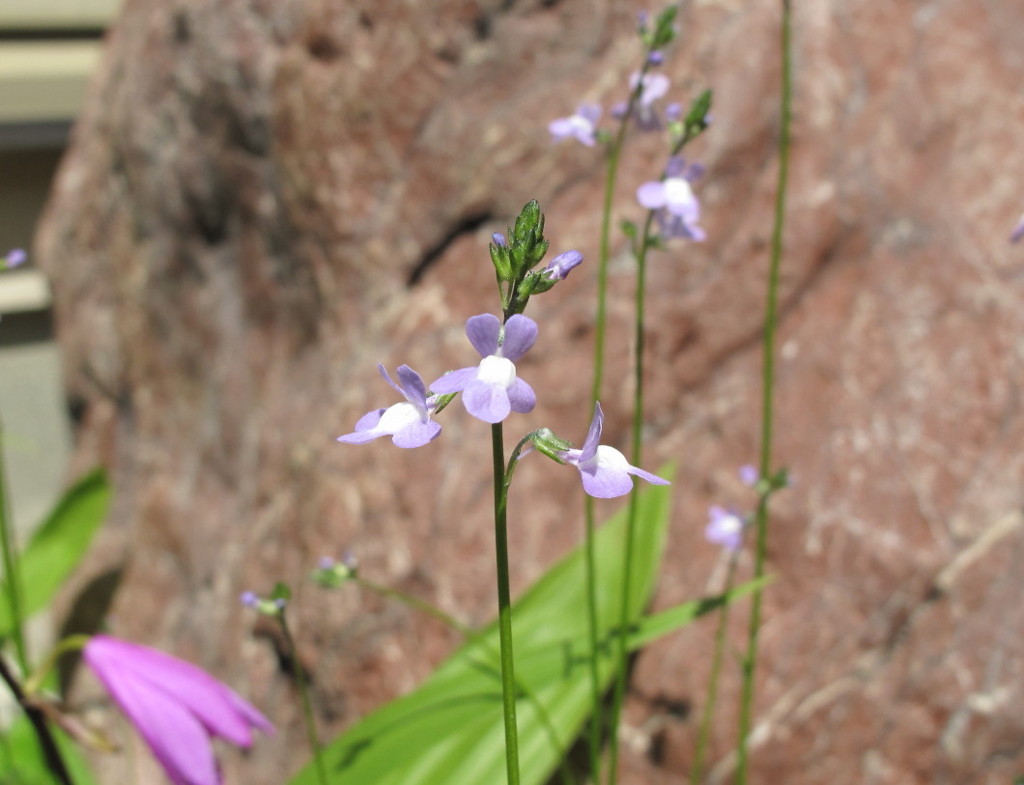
(735, 2, 792, 782)
(690, 555, 738, 785)
(585, 56, 657, 785)
(606, 215, 656, 785)
(277, 610, 328, 785)
(0, 654, 75, 785)
(352, 576, 576, 785)
(0, 425, 29, 674)
(491, 422, 521, 785)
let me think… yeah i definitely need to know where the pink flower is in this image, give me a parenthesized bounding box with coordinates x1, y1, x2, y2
(83, 635, 273, 785)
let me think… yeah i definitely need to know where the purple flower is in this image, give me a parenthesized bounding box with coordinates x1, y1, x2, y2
(558, 402, 670, 498)
(430, 314, 537, 424)
(738, 464, 759, 487)
(4, 249, 26, 268)
(492, 232, 507, 247)
(549, 104, 602, 147)
(705, 506, 746, 552)
(637, 158, 706, 241)
(630, 72, 670, 130)
(544, 249, 583, 281)
(83, 635, 273, 785)
(337, 364, 440, 448)
(1011, 213, 1024, 244)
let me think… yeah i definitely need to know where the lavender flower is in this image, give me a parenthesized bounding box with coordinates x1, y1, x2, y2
(544, 249, 583, 281)
(630, 72, 670, 130)
(738, 464, 759, 487)
(4, 249, 26, 269)
(705, 506, 746, 552)
(636, 157, 706, 241)
(431, 314, 537, 424)
(549, 104, 602, 147)
(83, 635, 272, 785)
(558, 402, 670, 498)
(337, 364, 440, 448)
(1011, 213, 1024, 244)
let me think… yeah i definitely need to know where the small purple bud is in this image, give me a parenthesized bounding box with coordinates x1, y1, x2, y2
(317, 556, 336, 570)
(636, 10, 649, 29)
(647, 50, 664, 66)
(545, 250, 583, 281)
(273, 598, 287, 610)
(739, 465, 759, 487)
(610, 101, 628, 119)
(492, 232, 507, 247)
(240, 591, 259, 608)
(5, 249, 26, 268)
(1011, 213, 1024, 244)
(665, 102, 682, 121)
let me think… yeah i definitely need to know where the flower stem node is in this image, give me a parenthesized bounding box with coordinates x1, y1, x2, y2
(82, 635, 273, 785)
(529, 428, 573, 462)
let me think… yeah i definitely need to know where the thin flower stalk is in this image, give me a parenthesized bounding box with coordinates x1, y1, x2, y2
(690, 554, 739, 785)
(736, 1, 792, 781)
(276, 609, 328, 785)
(583, 46, 662, 785)
(491, 420, 521, 785)
(0, 655, 74, 785)
(343, 570, 576, 785)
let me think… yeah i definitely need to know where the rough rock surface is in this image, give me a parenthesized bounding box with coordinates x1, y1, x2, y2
(36, 0, 1024, 783)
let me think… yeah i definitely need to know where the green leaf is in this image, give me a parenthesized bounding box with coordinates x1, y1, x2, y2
(0, 714, 98, 785)
(289, 472, 676, 785)
(0, 470, 110, 637)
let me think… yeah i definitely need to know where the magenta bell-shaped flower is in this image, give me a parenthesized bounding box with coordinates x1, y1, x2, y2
(83, 635, 273, 785)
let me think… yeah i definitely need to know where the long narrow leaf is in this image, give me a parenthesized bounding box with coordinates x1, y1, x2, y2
(0, 469, 110, 637)
(290, 476, 674, 785)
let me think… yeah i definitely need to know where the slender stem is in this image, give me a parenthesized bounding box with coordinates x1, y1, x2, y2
(491, 422, 521, 785)
(606, 216, 655, 785)
(277, 610, 328, 785)
(0, 425, 29, 674)
(584, 58, 656, 785)
(352, 575, 576, 785)
(735, 2, 792, 782)
(690, 555, 738, 785)
(582, 494, 603, 781)
(0, 655, 75, 785)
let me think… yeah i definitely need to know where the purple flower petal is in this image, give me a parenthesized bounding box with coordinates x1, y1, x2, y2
(545, 250, 583, 281)
(83, 635, 272, 785)
(577, 447, 635, 498)
(507, 378, 536, 413)
(429, 366, 476, 394)
(580, 403, 605, 463)
(500, 314, 538, 361)
(391, 419, 441, 448)
(637, 182, 668, 210)
(465, 313, 501, 357)
(463, 379, 511, 423)
(395, 364, 429, 406)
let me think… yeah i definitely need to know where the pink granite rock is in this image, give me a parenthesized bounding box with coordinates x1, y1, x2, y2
(36, 0, 1024, 783)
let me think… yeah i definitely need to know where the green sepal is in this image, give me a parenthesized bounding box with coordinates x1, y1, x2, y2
(685, 88, 713, 138)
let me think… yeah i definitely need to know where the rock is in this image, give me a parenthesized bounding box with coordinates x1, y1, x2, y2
(35, 0, 1024, 783)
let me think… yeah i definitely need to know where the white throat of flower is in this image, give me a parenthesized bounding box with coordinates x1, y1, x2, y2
(477, 355, 517, 390)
